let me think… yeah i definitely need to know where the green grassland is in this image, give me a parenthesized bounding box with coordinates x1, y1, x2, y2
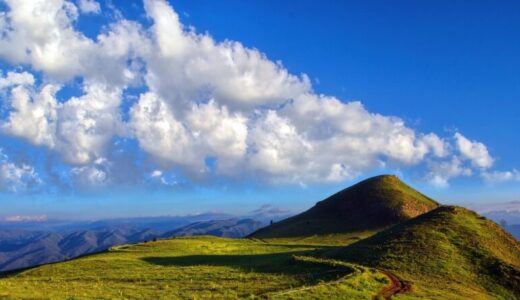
(0, 215, 518, 299)
(0, 236, 389, 299)
(328, 206, 520, 299)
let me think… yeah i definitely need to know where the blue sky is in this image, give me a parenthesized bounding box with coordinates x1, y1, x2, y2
(0, 0, 518, 219)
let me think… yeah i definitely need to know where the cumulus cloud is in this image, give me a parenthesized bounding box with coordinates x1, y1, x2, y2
(2, 81, 59, 147)
(0, 149, 41, 192)
(0, 0, 504, 188)
(0, 0, 91, 80)
(426, 157, 472, 188)
(130, 92, 202, 171)
(77, 0, 100, 14)
(142, 0, 310, 110)
(71, 157, 109, 188)
(454, 132, 494, 168)
(1, 76, 124, 165)
(0, 71, 35, 88)
(0, 0, 147, 84)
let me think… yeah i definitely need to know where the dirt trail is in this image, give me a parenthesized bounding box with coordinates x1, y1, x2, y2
(373, 270, 411, 300)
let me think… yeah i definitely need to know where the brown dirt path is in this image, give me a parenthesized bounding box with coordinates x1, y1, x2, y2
(373, 270, 411, 300)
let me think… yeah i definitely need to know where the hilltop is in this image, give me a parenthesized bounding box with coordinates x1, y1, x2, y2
(250, 175, 439, 238)
(328, 205, 520, 299)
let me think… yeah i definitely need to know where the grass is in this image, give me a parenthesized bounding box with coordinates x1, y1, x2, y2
(250, 175, 439, 238)
(328, 206, 520, 299)
(0, 236, 388, 299)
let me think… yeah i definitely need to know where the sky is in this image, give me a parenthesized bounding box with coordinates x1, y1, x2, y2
(0, 0, 519, 220)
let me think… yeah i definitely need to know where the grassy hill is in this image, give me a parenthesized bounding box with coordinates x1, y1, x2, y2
(328, 205, 520, 299)
(250, 175, 439, 238)
(0, 236, 390, 299)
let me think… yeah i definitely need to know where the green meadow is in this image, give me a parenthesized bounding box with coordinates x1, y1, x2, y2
(0, 236, 388, 299)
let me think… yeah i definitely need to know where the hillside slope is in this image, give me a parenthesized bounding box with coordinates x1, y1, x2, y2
(329, 206, 520, 299)
(250, 175, 439, 238)
(0, 237, 390, 299)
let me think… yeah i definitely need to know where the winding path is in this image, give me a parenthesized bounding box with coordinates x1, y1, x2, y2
(374, 270, 411, 300)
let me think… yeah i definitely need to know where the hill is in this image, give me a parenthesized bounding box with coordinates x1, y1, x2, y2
(250, 175, 439, 238)
(162, 218, 263, 238)
(328, 205, 520, 299)
(0, 237, 391, 299)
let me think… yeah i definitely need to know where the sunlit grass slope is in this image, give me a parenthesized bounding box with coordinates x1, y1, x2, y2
(0, 236, 388, 299)
(328, 206, 520, 299)
(250, 175, 439, 238)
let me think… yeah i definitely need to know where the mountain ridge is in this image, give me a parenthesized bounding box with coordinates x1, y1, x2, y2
(250, 175, 439, 238)
(328, 205, 520, 298)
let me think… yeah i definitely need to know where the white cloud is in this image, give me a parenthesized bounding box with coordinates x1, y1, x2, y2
(2, 215, 48, 222)
(0, 0, 505, 188)
(148, 169, 177, 186)
(0, 71, 35, 88)
(248, 110, 312, 180)
(0, 149, 41, 192)
(151, 170, 162, 178)
(473, 201, 520, 213)
(0, 1, 147, 85)
(2, 78, 124, 165)
(2, 82, 60, 148)
(426, 157, 472, 188)
(54, 83, 124, 164)
(481, 169, 520, 183)
(142, 0, 310, 110)
(421, 133, 449, 158)
(77, 0, 100, 14)
(130, 92, 202, 172)
(454, 132, 493, 168)
(0, 0, 91, 80)
(186, 100, 248, 174)
(71, 157, 109, 187)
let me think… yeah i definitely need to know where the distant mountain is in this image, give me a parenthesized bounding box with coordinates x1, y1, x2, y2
(0, 213, 234, 233)
(0, 216, 265, 272)
(483, 210, 520, 225)
(506, 224, 520, 240)
(0, 231, 67, 271)
(0, 227, 161, 272)
(250, 175, 439, 238)
(329, 206, 520, 299)
(481, 210, 520, 239)
(162, 219, 263, 238)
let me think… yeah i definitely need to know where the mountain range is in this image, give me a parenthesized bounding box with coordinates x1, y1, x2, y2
(0, 217, 268, 272)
